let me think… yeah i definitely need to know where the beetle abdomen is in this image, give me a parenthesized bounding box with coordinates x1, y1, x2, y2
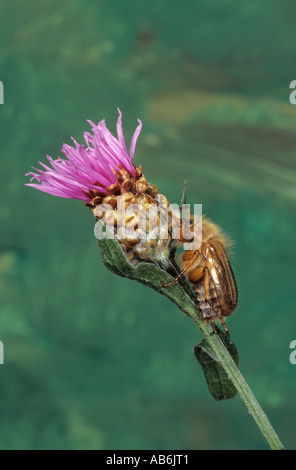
(194, 280, 222, 320)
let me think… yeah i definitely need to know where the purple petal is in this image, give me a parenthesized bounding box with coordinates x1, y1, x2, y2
(25, 110, 142, 201)
(130, 119, 142, 161)
(116, 108, 128, 155)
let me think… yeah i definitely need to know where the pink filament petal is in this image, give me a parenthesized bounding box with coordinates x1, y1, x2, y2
(130, 119, 142, 161)
(25, 110, 142, 201)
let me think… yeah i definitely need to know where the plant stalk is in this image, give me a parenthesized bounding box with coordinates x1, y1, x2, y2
(185, 302, 284, 450)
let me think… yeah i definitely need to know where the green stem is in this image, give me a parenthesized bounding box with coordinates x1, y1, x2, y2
(96, 234, 284, 450)
(185, 302, 284, 450)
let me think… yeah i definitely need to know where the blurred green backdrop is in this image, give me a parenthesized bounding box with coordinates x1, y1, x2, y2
(1, 0, 296, 450)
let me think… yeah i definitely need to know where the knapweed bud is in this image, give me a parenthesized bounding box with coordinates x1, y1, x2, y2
(91, 165, 174, 264)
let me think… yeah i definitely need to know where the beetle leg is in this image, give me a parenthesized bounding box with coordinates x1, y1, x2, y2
(207, 297, 230, 338)
(161, 251, 199, 288)
(161, 268, 186, 287)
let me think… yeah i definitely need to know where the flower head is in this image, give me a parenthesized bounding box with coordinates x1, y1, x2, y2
(25, 109, 142, 202)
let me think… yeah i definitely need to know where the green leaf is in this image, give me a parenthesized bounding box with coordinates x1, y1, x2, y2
(194, 332, 240, 401)
(96, 221, 197, 317)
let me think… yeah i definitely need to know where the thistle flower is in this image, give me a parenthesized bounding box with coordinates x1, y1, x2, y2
(25, 109, 142, 201)
(25, 109, 172, 263)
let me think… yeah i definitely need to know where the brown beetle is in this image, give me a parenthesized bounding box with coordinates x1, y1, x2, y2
(163, 217, 238, 336)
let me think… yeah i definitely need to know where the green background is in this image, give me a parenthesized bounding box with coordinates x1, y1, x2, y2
(1, 0, 296, 450)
